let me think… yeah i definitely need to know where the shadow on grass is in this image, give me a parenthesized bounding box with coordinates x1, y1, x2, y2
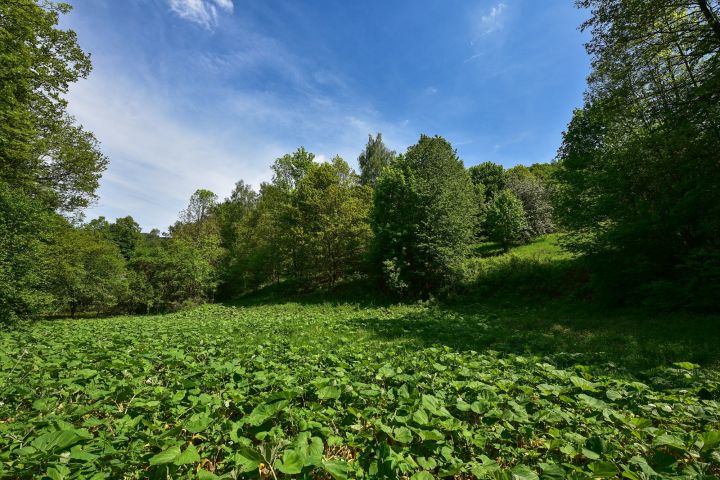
(229, 276, 399, 309)
(349, 300, 720, 374)
(230, 256, 720, 374)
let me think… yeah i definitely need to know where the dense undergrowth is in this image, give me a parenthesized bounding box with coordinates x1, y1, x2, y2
(1, 293, 719, 479)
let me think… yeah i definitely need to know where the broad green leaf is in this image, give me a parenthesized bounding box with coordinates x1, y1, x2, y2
(413, 409, 429, 425)
(197, 470, 220, 480)
(582, 448, 600, 460)
(673, 362, 698, 370)
(243, 400, 289, 426)
(32, 429, 90, 452)
(45, 465, 70, 480)
(701, 430, 720, 451)
(174, 443, 201, 465)
(277, 449, 304, 474)
(511, 464, 539, 480)
(578, 394, 609, 411)
(149, 445, 181, 465)
(410, 472, 434, 480)
(538, 462, 565, 478)
(295, 432, 323, 466)
(588, 461, 617, 477)
(570, 376, 598, 392)
(653, 433, 685, 450)
(322, 460, 350, 480)
(393, 426, 412, 443)
(317, 385, 341, 400)
(185, 412, 212, 433)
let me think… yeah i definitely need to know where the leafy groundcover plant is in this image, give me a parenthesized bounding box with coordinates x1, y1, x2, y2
(1, 303, 718, 479)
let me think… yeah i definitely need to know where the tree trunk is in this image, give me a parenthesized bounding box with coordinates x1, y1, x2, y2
(698, 0, 720, 44)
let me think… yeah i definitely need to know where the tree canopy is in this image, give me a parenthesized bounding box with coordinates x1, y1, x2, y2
(358, 133, 396, 187)
(372, 135, 478, 294)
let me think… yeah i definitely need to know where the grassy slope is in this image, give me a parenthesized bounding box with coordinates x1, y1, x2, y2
(1, 237, 719, 479)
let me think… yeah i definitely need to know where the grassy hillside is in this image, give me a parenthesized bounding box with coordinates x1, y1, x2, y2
(1, 293, 719, 478)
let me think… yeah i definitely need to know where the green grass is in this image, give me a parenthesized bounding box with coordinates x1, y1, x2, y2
(1, 237, 718, 479)
(1, 297, 719, 479)
(471, 234, 571, 261)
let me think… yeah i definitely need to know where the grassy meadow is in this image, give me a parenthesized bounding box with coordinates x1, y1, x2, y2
(2, 237, 719, 479)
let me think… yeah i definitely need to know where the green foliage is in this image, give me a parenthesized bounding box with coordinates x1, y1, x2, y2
(87, 215, 143, 260)
(485, 189, 528, 251)
(124, 190, 224, 313)
(468, 161, 506, 204)
(292, 157, 373, 286)
(0, 0, 109, 322)
(358, 132, 396, 187)
(272, 147, 315, 190)
(372, 135, 478, 295)
(506, 166, 554, 239)
(44, 226, 129, 317)
(555, 0, 720, 308)
(221, 150, 373, 295)
(0, 183, 53, 322)
(1, 301, 718, 478)
(0, 0, 106, 211)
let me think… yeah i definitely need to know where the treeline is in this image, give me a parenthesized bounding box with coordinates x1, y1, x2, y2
(26, 135, 554, 317)
(2, 0, 720, 321)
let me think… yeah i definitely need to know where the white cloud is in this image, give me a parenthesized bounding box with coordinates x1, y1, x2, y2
(480, 3, 507, 34)
(67, 71, 412, 230)
(67, 73, 283, 229)
(168, 0, 234, 28)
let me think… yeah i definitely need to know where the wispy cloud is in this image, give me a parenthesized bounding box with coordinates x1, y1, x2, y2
(480, 3, 507, 34)
(168, 0, 234, 28)
(465, 2, 509, 63)
(67, 72, 411, 230)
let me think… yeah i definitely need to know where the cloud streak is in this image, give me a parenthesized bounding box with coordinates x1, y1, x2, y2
(480, 2, 507, 35)
(67, 70, 412, 230)
(168, 0, 234, 28)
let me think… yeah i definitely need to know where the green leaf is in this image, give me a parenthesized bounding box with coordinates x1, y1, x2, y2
(578, 394, 608, 410)
(32, 429, 90, 452)
(605, 389, 623, 401)
(323, 460, 350, 480)
(185, 412, 212, 433)
(392, 426, 412, 443)
(277, 449, 304, 474)
(673, 362, 698, 370)
(538, 462, 565, 478)
(410, 472, 434, 480)
(243, 400, 289, 426)
(421, 394, 451, 417)
(652, 433, 685, 450)
(234, 444, 263, 471)
(588, 461, 617, 477)
(581, 448, 600, 460)
(511, 464, 539, 480)
(45, 465, 71, 480)
(570, 376, 598, 392)
(317, 385, 341, 400)
(412, 409, 429, 425)
(417, 429, 444, 441)
(149, 445, 181, 465)
(174, 443, 201, 465)
(295, 432, 323, 466)
(197, 470, 220, 480)
(701, 430, 720, 451)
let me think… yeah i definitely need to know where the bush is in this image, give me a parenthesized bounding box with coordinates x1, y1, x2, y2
(485, 189, 528, 250)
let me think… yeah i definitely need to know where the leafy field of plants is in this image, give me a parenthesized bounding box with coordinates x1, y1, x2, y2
(1, 301, 719, 479)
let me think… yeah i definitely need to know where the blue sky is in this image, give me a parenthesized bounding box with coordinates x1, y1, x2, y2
(63, 0, 590, 231)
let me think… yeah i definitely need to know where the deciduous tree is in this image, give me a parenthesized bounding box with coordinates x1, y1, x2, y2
(372, 135, 477, 294)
